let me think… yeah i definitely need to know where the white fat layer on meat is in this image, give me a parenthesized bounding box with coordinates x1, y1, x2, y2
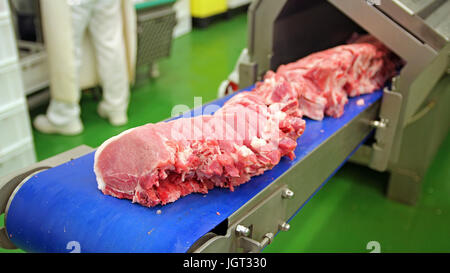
(133, 184, 145, 202)
(230, 151, 238, 162)
(177, 145, 193, 166)
(274, 111, 287, 121)
(268, 103, 283, 115)
(251, 137, 267, 149)
(93, 127, 137, 191)
(238, 145, 253, 157)
(266, 77, 276, 85)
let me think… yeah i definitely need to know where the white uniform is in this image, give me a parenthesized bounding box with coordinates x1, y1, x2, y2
(43, 0, 130, 129)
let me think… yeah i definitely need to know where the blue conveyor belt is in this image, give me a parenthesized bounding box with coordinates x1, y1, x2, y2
(5, 88, 383, 253)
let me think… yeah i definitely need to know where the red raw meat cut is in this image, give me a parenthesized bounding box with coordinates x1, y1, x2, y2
(94, 35, 399, 207)
(273, 35, 400, 120)
(95, 82, 305, 207)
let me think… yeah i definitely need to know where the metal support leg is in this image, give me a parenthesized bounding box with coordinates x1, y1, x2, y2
(387, 75, 450, 205)
(387, 170, 422, 205)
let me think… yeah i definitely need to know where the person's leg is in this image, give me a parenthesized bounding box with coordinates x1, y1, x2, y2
(69, 1, 93, 96)
(34, 1, 93, 135)
(89, 0, 130, 126)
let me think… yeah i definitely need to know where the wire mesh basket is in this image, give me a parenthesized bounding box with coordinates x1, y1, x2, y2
(136, 5, 177, 67)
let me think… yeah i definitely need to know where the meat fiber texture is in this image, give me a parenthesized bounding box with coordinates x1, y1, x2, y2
(273, 35, 400, 120)
(94, 82, 305, 207)
(94, 35, 399, 207)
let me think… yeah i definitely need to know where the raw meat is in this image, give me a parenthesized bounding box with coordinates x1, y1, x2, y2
(273, 35, 400, 120)
(95, 82, 305, 207)
(94, 35, 399, 207)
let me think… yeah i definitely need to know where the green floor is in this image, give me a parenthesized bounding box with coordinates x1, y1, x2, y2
(3, 13, 450, 253)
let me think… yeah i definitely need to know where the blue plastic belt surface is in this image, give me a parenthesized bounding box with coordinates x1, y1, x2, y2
(6, 88, 382, 253)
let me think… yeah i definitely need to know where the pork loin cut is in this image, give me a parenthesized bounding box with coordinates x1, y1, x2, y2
(95, 81, 305, 207)
(94, 35, 400, 207)
(273, 36, 400, 120)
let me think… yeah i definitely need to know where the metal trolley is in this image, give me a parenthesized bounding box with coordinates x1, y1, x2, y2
(135, 0, 177, 78)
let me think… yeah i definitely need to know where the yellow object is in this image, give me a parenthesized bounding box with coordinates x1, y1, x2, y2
(191, 0, 227, 18)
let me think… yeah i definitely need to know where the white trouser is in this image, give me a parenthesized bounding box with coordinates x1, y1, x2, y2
(48, 0, 129, 125)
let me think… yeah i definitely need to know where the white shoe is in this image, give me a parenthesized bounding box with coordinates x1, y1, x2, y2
(97, 102, 128, 126)
(33, 115, 83, 135)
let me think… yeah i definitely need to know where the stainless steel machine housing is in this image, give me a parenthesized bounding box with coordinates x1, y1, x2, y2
(238, 0, 450, 205)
